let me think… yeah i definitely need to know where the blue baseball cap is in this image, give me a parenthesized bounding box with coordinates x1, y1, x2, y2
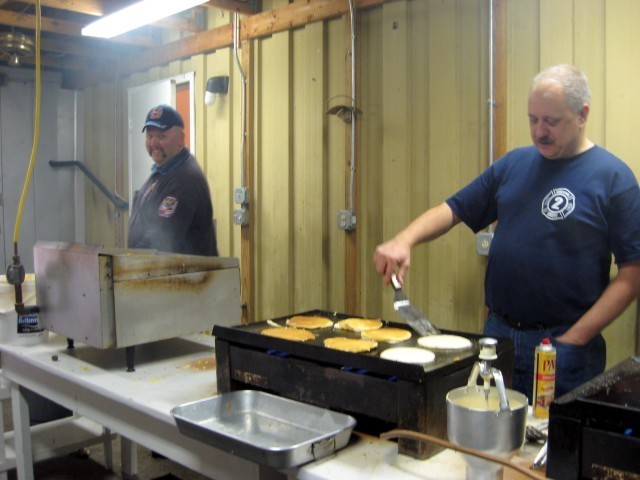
(142, 105, 184, 132)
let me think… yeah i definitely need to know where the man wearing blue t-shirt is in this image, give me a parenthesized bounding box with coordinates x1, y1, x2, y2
(373, 64, 640, 402)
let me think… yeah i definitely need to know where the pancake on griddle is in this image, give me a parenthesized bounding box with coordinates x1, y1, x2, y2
(261, 327, 315, 342)
(336, 318, 383, 332)
(361, 327, 412, 343)
(417, 334, 473, 351)
(323, 337, 378, 353)
(381, 347, 436, 364)
(286, 315, 333, 329)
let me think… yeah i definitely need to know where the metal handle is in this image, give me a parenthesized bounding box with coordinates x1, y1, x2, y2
(312, 437, 336, 460)
(391, 273, 401, 290)
(532, 441, 548, 470)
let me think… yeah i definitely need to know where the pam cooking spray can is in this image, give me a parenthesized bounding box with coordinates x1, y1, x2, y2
(533, 337, 556, 418)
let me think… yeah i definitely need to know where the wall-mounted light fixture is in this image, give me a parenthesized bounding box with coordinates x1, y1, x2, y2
(82, 0, 208, 39)
(325, 95, 362, 124)
(205, 76, 230, 106)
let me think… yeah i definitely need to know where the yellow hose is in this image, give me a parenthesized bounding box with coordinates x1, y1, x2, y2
(12, 0, 41, 252)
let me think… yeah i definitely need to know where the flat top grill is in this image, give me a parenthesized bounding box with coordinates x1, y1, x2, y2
(213, 310, 498, 383)
(214, 310, 515, 460)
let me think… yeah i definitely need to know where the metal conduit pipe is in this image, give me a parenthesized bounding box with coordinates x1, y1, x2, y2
(234, 14, 247, 195)
(488, 0, 496, 234)
(348, 0, 356, 217)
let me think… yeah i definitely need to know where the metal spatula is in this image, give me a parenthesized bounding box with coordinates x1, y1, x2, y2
(391, 274, 440, 336)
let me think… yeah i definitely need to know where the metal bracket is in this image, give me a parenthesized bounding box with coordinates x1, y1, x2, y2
(49, 160, 128, 210)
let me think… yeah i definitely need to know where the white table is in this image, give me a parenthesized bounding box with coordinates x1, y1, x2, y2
(0, 334, 547, 480)
(0, 334, 285, 480)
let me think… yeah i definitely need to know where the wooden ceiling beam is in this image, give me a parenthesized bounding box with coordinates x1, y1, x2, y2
(37, 0, 106, 16)
(3, 51, 79, 69)
(0, 9, 159, 46)
(40, 36, 122, 58)
(204, 0, 256, 16)
(69, 0, 394, 88)
(152, 7, 206, 33)
(30, 0, 256, 17)
(18, 0, 206, 32)
(20, 0, 143, 17)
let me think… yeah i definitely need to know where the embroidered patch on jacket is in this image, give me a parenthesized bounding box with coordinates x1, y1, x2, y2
(158, 196, 179, 218)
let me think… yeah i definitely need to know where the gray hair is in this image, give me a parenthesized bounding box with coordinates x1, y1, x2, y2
(532, 64, 591, 113)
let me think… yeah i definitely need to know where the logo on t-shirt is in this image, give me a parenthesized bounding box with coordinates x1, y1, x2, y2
(541, 188, 575, 220)
(158, 196, 179, 218)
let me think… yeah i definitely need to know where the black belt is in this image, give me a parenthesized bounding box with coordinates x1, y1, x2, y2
(501, 314, 546, 331)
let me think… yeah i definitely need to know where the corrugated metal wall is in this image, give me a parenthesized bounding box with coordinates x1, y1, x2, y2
(505, 0, 640, 368)
(82, 0, 639, 368)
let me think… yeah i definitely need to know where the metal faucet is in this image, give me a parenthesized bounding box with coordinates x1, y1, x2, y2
(466, 337, 510, 411)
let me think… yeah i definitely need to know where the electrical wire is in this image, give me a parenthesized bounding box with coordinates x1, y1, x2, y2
(380, 429, 540, 480)
(12, 0, 41, 252)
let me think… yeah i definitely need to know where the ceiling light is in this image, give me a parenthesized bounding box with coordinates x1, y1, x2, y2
(81, 0, 208, 39)
(0, 32, 35, 67)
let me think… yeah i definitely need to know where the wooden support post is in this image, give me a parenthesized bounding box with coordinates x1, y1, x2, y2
(344, 6, 361, 316)
(240, 38, 255, 325)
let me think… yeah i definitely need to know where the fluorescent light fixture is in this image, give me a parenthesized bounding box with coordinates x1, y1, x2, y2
(82, 0, 208, 39)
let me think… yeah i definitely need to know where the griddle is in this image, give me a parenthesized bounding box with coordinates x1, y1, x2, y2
(547, 356, 640, 479)
(214, 310, 515, 460)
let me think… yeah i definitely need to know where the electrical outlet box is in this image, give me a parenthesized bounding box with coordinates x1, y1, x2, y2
(233, 208, 249, 226)
(234, 187, 249, 205)
(337, 210, 356, 231)
(476, 231, 493, 256)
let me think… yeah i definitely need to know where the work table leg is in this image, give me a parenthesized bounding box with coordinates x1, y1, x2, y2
(120, 436, 137, 478)
(11, 384, 34, 480)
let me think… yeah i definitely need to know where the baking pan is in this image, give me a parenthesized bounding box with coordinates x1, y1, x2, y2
(171, 390, 356, 468)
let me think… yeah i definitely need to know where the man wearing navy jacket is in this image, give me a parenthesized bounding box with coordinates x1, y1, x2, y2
(128, 104, 218, 257)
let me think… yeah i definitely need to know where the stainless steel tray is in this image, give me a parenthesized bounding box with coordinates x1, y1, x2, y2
(170, 390, 356, 468)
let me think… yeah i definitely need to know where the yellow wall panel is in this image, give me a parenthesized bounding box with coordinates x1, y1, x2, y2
(539, 0, 574, 67)
(358, 7, 384, 316)
(380, 1, 413, 323)
(506, 0, 539, 149)
(574, 0, 605, 145)
(255, 28, 292, 318)
(292, 22, 326, 311)
(81, 0, 639, 367)
(204, 49, 235, 258)
(602, 0, 640, 364)
(325, 16, 348, 311)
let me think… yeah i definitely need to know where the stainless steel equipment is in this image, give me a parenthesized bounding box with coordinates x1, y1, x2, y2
(34, 241, 240, 369)
(447, 338, 528, 480)
(171, 390, 356, 468)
